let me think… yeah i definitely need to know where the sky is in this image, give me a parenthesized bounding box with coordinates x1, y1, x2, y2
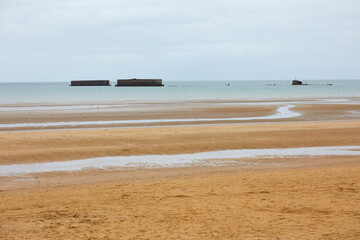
(0, 0, 359, 82)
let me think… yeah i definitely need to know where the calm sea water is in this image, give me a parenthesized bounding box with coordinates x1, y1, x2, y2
(0, 80, 359, 104)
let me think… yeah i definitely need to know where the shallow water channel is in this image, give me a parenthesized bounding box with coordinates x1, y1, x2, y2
(1, 146, 360, 176)
(0, 105, 300, 129)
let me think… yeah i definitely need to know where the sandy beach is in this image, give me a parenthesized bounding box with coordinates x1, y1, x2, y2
(2, 0, 360, 237)
(1, 99, 360, 239)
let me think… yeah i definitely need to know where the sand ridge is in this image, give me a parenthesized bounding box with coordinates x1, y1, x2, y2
(1, 120, 360, 165)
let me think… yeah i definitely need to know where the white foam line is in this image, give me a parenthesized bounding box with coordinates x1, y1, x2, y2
(0, 104, 127, 112)
(0, 105, 301, 129)
(1, 146, 360, 176)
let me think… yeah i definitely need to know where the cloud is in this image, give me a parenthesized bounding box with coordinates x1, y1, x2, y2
(0, 0, 359, 81)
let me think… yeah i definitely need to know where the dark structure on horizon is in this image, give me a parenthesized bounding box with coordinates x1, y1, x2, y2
(70, 80, 111, 86)
(292, 80, 303, 85)
(115, 78, 164, 87)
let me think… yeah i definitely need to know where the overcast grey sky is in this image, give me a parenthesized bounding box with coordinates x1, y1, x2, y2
(0, 0, 359, 82)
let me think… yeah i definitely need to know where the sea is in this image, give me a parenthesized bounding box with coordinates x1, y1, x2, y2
(0, 80, 359, 104)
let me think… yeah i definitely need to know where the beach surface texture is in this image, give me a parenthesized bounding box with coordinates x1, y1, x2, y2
(1, 95, 360, 239)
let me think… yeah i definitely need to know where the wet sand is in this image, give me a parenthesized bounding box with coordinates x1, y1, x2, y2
(1, 120, 360, 165)
(1, 99, 360, 239)
(1, 99, 360, 130)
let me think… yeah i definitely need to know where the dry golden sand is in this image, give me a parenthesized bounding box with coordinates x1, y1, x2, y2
(1, 102, 360, 239)
(1, 165, 360, 239)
